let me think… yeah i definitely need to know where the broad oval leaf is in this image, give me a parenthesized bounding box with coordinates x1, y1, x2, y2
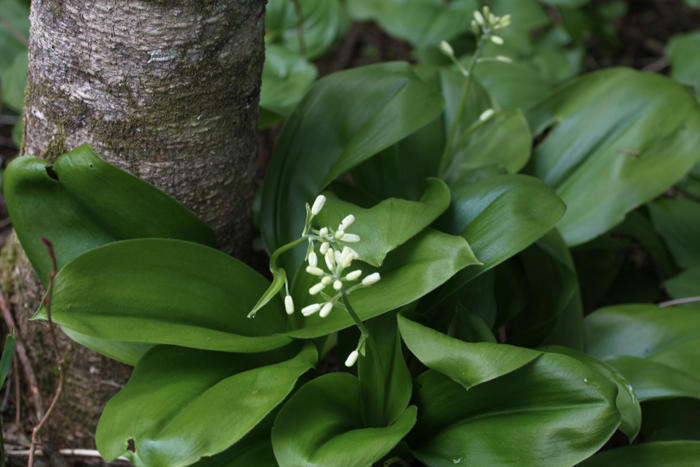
(33, 239, 292, 353)
(397, 313, 541, 389)
(585, 304, 700, 401)
(649, 198, 700, 269)
(542, 345, 641, 442)
(261, 62, 445, 275)
(525, 68, 700, 247)
(96, 342, 317, 467)
(445, 110, 532, 189)
(409, 353, 620, 467)
(4, 144, 215, 288)
(668, 30, 700, 92)
(265, 0, 350, 59)
(271, 372, 417, 467)
(575, 441, 700, 467)
(259, 44, 318, 128)
(313, 178, 451, 267)
(427, 174, 566, 309)
(286, 228, 479, 339)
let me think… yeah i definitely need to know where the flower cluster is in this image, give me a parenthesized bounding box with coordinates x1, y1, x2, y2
(471, 6, 511, 45)
(297, 195, 380, 320)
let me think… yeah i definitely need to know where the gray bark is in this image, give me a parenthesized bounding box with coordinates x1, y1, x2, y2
(7, 0, 266, 447)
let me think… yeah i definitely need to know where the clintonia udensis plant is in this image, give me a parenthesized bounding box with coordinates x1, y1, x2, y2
(5, 4, 700, 467)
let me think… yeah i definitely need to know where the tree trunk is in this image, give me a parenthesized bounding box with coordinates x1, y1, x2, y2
(5, 0, 265, 448)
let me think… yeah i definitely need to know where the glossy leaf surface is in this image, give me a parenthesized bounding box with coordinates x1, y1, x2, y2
(34, 239, 292, 353)
(261, 62, 445, 274)
(445, 110, 532, 189)
(542, 345, 641, 441)
(604, 355, 700, 402)
(525, 68, 700, 246)
(287, 228, 479, 338)
(649, 198, 700, 269)
(97, 343, 317, 467)
(409, 353, 620, 467)
(272, 373, 417, 467)
(398, 313, 540, 389)
(314, 179, 451, 267)
(428, 175, 566, 308)
(575, 441, 700, 467)
(4, 144, 215, 287)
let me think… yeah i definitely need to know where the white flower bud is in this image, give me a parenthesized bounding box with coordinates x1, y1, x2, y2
(471, 19, 480, 35)
(320, 302, 334, 318)
(334, 230, 345, 239)
(320, 241, 330, 254)
(474, 10, 485, 26)
(345, 350, 360, 367)
(479, 109, 495, 121)
(308, 251, 318, 267)
(322, 276, 333, 285)
(301, 303, 321, 316)
(306, 266, 325, 277)
(309, 282, 326, 295)
(339, 214, 355, 231)
(345, 270, 362, 281)
(362, 273, 381, 286)
(333, 280, 343, 291)
(490, 35, 504, 45)
(439, 41, 454, 57)
(285, 295, 294, 315)
(350, 248, 359, 259)
(496, 56, 512, 63)
(342, 233, 361, 243)
(319, 227, 329, 237)
(325, 250, 335, 270)
(311, 195, 326, 215)
(341, 253, 354, 269)
(335, 249, 343, 266)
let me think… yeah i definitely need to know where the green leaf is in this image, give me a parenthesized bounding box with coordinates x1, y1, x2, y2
(271, 373, 417, 467)
(96, 342, 316, 467)
(649, 198, 700, 269)
(525, 68, 700, 247)
(409, 353, 620, 467)
(0, 51, 27, 112)
(265, 0, 350, 59)
(0, 328, 16, 388)
(665, 267, 700, 310)
(508, 229, 579, 347)
(314, 179, 451, 267)
(445, 110, 532, 189)
(398, 313, 541, 389)
(259, 44, 318, 128)
(542, 345, 641, 442)
(261, 62, 445, 274)
(33, 239, 292, 353)
(287, 228, 480, 338)
(667, 30, 700, 92)
(352, 0, 478, 49)
(358, 311, 412, 427)
(575, 441, 700, 467)
(604, 355, 700, 402)
(351, 65, 497, 201)
(61, 327, 152, 367)
(427, 174, 566, 309)
(5, 144, 215, 288)
(613, 209, 676, 275)
(586, 304, 700, 401)
(0, 0, 29, 76)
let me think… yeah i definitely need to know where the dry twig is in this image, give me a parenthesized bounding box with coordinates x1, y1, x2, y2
(27, 238, 65, 467)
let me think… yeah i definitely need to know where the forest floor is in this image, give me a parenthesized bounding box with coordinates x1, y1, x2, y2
(0, 0, 698, 465)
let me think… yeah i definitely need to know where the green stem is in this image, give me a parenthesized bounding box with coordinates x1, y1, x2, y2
(340, 289, 372, 340)
(437, 37, 485, 178)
